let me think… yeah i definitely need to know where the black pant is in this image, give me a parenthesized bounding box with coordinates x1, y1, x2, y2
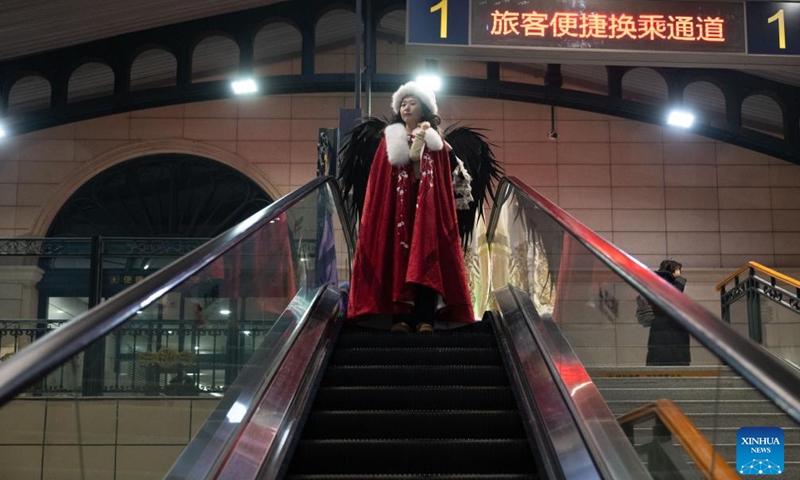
(394, 285, 437, 329)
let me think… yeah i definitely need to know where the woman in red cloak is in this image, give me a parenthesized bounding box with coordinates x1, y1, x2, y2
(347, 82, 474, 333)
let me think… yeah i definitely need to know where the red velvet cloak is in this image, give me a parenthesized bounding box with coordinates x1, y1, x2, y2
(347, 135, 473, 324)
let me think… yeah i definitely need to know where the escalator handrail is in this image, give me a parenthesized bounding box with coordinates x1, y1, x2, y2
(716, 260, 800, 291)
(487, 176, 800, 424)
(0, 176, 353, 405)
(617, 399, 739, 480)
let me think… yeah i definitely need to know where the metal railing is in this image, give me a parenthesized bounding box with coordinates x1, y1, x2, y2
(0, 176, 353, 405)
(488, 177, 800, 424)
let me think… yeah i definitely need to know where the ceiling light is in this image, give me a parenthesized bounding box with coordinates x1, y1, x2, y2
(231, 78, 258, 95)
(0, 125, 6, 138)
(415, 74, 442, 92)
(220, 309, 231, 315)
(667, 109, 694, 128)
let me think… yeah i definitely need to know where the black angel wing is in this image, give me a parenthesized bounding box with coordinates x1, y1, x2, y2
(444, 125, 503, 250)
(338, 116, 387, 230)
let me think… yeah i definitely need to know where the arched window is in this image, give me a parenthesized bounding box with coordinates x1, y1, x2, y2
(315, 10, 358, 74)
(130, 49, 177, 91)
(68, 62, 114, 103)
(192, 36, 240, 83)
(8, 75, 51, 113)
(622, 68, 668, 105)
(47, 154, 273, 238)
(254, 22, 302, 76)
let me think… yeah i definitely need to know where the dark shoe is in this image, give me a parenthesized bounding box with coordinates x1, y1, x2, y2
(416, 322, 434, 334)
(390, 322, 412, 334)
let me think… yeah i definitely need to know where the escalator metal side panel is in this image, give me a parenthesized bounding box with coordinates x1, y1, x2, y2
(220, 286, 342, 480)
(165, 285, 342, 480)
(495, 286, 651, 480)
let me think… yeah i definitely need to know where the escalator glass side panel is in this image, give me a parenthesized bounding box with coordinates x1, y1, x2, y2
(487, 178, 800, 478)
(0, 178, 352, 480)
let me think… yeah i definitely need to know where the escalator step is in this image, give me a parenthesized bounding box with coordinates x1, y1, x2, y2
(335, 332, 498, 349)
(301, 410, 526, 439)
(322, 365, 509, 387)
(287, 439, 536, 475)
(312, 386, 516, 410)
(329, 347, 502, 366)
(287, 475, 537, 479)
(340, 321, 495, 336)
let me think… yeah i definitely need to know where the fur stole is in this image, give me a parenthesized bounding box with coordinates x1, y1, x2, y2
(385, 123, 445, 167)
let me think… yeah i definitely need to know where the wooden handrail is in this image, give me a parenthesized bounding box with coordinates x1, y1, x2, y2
(716, 261, 800, 292)
(617, 399, 739, 480)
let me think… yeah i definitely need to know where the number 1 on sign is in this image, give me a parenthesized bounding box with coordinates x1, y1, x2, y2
(430, 0, 448, 38)
(768, 9, 786, 49)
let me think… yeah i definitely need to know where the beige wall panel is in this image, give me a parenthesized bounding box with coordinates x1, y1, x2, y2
(237, 95, 292, 119)
(130, 104, 185, 118)
(555, 120, 609, 143)
(613, 209, 666, 232)
(129, 118, 184, 139)
(557, 143, 610, 164)
(19, 139, 75, 162)
(665, 210, 720, 232)
(665, 165, 718, 187)
(558, 187, 612, 209)
(663, 142, 716, 165)
(74, 114, 130, 140)
(609, 121, 663, 143)
(721, 232, 775, 255)
(503, 142, 558, 164)
(116, 445, 185, 480)
(664, 187, 719, 209)
(717, 165, 771, 187)
(718, 187, 771, 209)
(0, 445, 42, 480)
(0, 400, 46, 444)
(611, 187, 665, 209)
(42, 445, 115, 480)
(558, 165, 610, 187)
(611, 165, 664, 187)
(609, 142, 663, 165)
(715, 142, 773, 165)
(720, 210, 774, 232)
(184, 99, 238, 118)
(0, 184, 17, 206)
(183, 119, 237, 140)
(117, 400, 190, 445)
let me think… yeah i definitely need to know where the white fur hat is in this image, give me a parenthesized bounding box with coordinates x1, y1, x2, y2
(391, 81, 438, 115)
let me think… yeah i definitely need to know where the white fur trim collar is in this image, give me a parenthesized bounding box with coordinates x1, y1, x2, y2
(385, 123, 410, 166)
(391, 81, 438, 115)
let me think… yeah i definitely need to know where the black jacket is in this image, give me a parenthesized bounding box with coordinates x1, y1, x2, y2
(646, 270, 689, 366)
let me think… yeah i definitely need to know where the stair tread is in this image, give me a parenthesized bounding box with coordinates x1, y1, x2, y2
(288, 475, 537, 480)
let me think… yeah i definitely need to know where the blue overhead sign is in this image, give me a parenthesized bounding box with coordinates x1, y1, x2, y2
(407, 0, 470, 46)
(747, 2, 800, 55)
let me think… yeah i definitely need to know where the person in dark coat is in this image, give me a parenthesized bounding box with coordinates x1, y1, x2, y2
(646, 259, 689, 366)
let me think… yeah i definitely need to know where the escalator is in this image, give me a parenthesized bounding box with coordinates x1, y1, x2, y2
(1, 175, 800, 479)
(287, 320, 537, 479)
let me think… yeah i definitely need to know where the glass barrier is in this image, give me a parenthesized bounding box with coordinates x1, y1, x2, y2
(0, 237, 207, 384)
(490, 179, 798, 478)
(0, 179, 351, 479)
